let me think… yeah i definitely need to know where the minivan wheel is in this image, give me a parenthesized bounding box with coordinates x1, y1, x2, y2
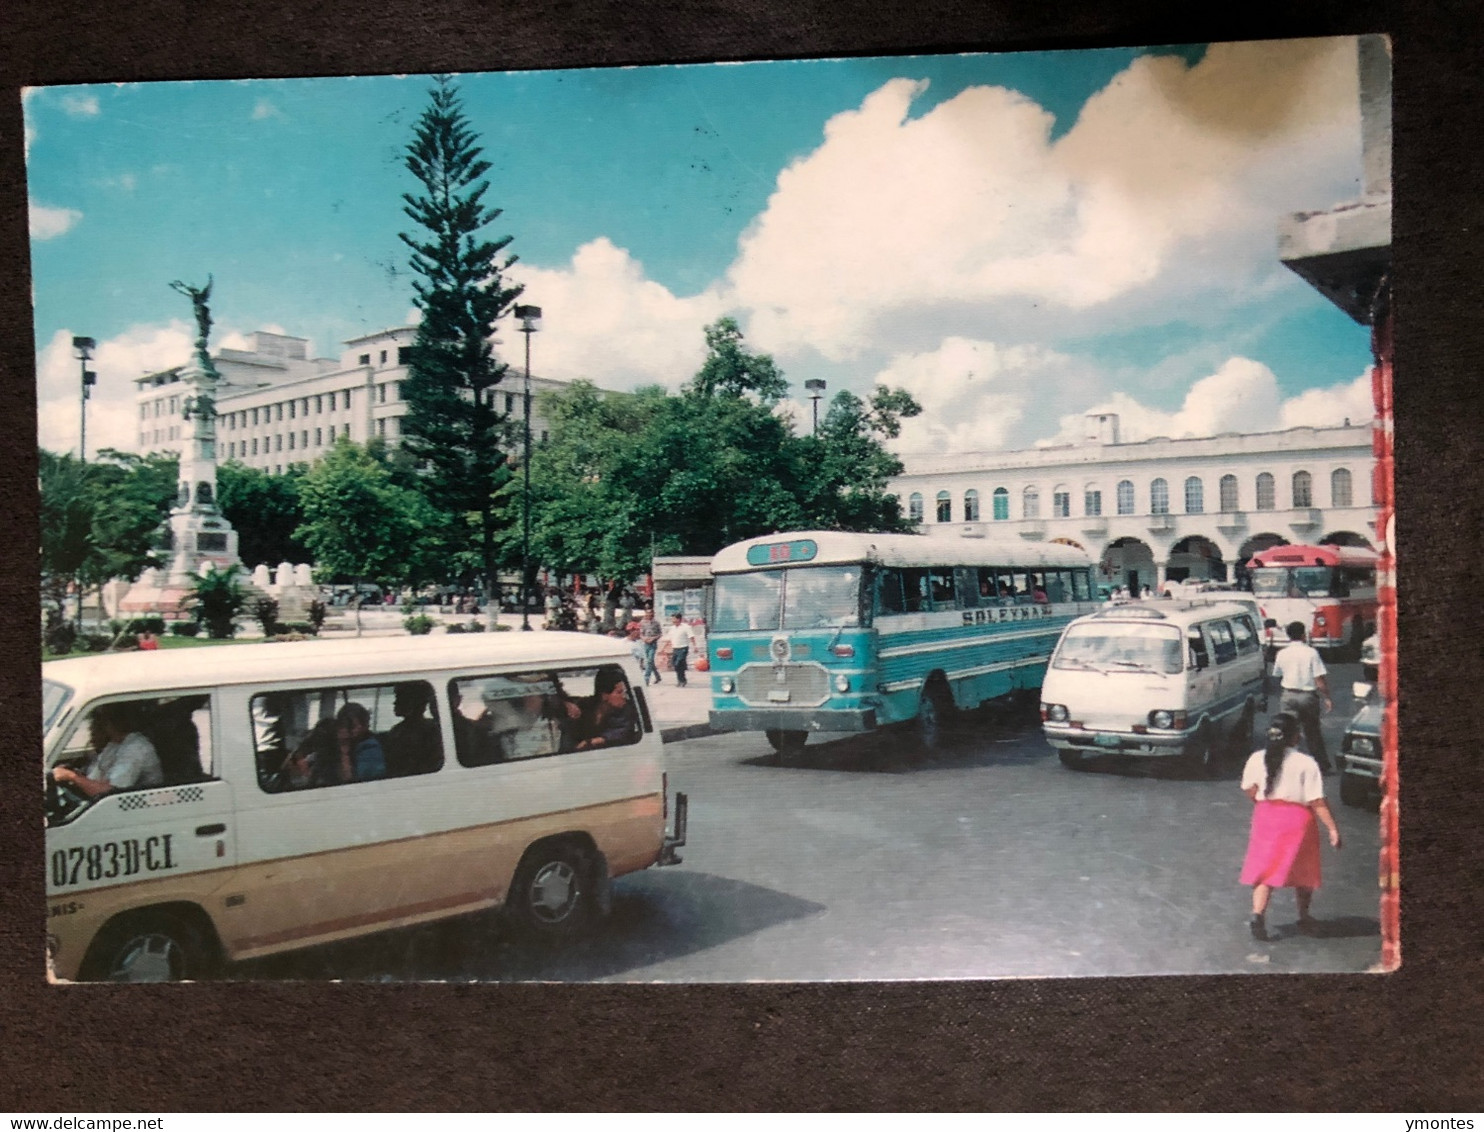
(1229, 703, 1256, 759)
(80, 910, 216, 983)
(507, 842, 595, 944)
(1189, 723, 1221, 779)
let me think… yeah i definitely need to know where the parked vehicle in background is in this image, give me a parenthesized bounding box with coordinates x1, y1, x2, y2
(1359, 633, 1380, 683)
(706, 531, 1098, 761)
(42, 634, 687, 982)
(1246, 542, 1378, 660)
(1042, 599, 1268, 777)
(1339, 679, 1383, 809)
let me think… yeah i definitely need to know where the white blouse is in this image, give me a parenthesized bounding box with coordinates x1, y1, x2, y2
(1241, 747, 1325, 804)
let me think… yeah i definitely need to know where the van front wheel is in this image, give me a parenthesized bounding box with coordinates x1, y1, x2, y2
(80, 910, 216, 983)
(1189, 722, 1221, 779)
(507, 842, 595, 944)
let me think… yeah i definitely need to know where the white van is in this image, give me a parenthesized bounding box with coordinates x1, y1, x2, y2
(42, 633, 687, 982)
(1040, 599, 1268, 775)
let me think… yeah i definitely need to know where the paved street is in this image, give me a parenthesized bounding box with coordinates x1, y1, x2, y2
(236, 661, 1383, 982)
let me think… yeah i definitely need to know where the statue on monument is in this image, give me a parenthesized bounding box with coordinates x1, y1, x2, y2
(169, 275, 214, 364)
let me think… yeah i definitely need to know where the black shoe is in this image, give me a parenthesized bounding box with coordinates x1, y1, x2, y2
(1249, 914, 1269, 941)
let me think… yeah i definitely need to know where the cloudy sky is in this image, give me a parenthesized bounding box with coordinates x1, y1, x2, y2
(25, 37, 1376, 459)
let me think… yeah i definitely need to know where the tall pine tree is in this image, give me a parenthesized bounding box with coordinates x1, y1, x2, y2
(399, 74, 523, 598)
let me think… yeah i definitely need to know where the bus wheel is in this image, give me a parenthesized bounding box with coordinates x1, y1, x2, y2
(765, 729, 807, 763)
(80, 909, 217, 983)
(507, 841, 594, 943)
(915, 680, 954, 754)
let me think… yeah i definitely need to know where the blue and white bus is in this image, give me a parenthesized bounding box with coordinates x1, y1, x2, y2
(706, 531, 1099, 758)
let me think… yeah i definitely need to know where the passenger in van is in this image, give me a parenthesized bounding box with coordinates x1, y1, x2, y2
(335, 703, 385, 782)
(52, 702, 164, 798)
(483, 676, 564, 762)
(447, 684, 483, 764)
(284, 718, 340, 788)
(568, 668, 639, 751)
(382, 683, 441, 777)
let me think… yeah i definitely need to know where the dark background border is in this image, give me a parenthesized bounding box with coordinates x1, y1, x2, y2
(3, 0, 1480, 1112)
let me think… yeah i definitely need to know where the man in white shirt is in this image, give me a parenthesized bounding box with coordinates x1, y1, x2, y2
(1271, 622, 1334, 772)
(662, 614, 697, 687)
(52, 703, 164, 797)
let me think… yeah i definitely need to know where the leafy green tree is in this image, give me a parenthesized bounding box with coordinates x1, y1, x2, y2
(398, 73, 524, 599)
(295, 439, 440, 634)
(39, 450, 97, 624)
(797, 386, 922, 532)
(216, 461, 310, 567)
(690, 317, 789, 401)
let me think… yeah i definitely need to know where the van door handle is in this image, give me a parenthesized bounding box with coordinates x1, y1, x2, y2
(196, 823, 226, 836)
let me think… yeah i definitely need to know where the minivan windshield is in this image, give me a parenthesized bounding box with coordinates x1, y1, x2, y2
(42, 679, 72, 734)
(1054, 622, 1183, 674)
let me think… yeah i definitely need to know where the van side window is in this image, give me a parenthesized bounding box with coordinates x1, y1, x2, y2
(53, 696, 213, 794)
(253, 681, 442, 793)
(1187, 628, 1210, 670)
(449, 665, 640, 767)
(1231, 614, 1259, 655)
(1207, 620, 1238, 665)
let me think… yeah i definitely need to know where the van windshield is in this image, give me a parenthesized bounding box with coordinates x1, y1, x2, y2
(1055, 622, 1183, 674)
(42, 679, 72, 733)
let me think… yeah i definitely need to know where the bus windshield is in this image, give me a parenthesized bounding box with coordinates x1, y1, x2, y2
(1251, 566, 1334, 598)
(1054, 623, 1183, 674)
(713, 566, 863, 631)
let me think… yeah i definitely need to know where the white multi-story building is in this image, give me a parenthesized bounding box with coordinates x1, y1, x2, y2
(889, 413, 1376, 593)
(134, 327, 579, 473)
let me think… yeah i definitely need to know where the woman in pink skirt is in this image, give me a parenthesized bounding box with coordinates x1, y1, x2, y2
(1239, 712, 1343, 941)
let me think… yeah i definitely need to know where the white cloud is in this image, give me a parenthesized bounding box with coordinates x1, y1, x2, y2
(60, 92, 100, 117)
(1039, 357, 1372, 447)
(252, 99, 283, 120)
(30, 202, 82, 240)
(722, 38, 1362, 362)
(510, 238, 727, 389)
(37, 322, 254, 455)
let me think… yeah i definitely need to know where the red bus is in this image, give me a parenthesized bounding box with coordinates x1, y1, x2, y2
(1246, 542, 1378, 660)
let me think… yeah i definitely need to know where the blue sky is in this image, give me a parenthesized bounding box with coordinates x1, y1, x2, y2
(26, 37, 1376, 457)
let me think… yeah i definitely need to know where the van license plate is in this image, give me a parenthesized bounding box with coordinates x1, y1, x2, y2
(1094, 734, 1121, 748)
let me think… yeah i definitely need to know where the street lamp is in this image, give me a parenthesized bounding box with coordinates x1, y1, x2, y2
(73, 336, 97, 462)
(804, 378, 827, 434)
(514, 304, 542, 631)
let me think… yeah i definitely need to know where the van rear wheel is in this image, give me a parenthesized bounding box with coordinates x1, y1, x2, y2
(507, 841, 595, 944)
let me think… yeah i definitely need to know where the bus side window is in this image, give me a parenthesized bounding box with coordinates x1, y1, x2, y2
(975, 567, 999, 602)
(955, 568, 980, 608)
(1071, 570, 1092, 602)
(1045, 572, 1067, 603)
(900, 568, 929, 613)
(876, 569, 906, 615)
(993, 569, 1017, 605)
(927, 567, 956, 609)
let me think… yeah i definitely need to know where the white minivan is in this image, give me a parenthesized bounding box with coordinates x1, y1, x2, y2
(42, 633, 687, 981)
(1040, 599, 1268, 775)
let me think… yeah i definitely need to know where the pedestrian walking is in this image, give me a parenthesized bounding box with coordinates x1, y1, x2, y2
(638, 608, 663, 686)
(663, 613, 697, 688)
(1239, 712, 1342, 940)
(1272, 621, 1334, 771)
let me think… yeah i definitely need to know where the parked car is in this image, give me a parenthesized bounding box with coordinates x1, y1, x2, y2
(1360, 632, 1380, 683)
(1338, 679, 1383, 809)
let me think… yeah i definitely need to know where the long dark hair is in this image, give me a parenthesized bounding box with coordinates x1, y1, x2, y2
(1263, 712, 1300, 797)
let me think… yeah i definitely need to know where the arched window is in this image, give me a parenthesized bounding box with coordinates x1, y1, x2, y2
(1116, 480, 1135, 515)
(992, 487, 1010, 521)
(1331, 468, 1353, 507)
(1255, 473, 1275, 511)
(964, 489, 980, 522)
(1292, 470, 1313, 508)
(936, 490, 952, 523)
(908, 493, 923, 522)
(1023, 485, 1040, 519)
(1150, 478, 1169, 515)
(1052, 484, 1071, 518)
(1184, 476, 1204, 514)
(1084, 484, 1102, 517)
(1219, 474, 1239, 512)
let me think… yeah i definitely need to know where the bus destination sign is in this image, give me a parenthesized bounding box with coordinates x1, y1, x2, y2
(746, 539, 819, 567)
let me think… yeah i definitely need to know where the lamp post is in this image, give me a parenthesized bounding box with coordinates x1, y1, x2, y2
(73, 336, 97, 462)
(804, 378, 827, 434)
(514, 304, 542, 630)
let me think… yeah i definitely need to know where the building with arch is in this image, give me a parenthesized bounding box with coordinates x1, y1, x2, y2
(888, 414, 1375, 594)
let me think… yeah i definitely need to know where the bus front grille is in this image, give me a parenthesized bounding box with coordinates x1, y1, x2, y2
(736, 662, 831, 707)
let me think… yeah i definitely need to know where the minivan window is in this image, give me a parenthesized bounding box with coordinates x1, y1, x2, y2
(1207, 620, 1238, 665)
(253, 681, 442, 792)
(448, 664, 638, 766)
(1231, 614, 1258, 654)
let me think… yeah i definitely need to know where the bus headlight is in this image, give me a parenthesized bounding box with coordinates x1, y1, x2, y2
(1043, 703, 1068, 723)
(719, 677, 735, 694)
(834, 675, 849, 693)
(1150, 710, 1174, 729)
